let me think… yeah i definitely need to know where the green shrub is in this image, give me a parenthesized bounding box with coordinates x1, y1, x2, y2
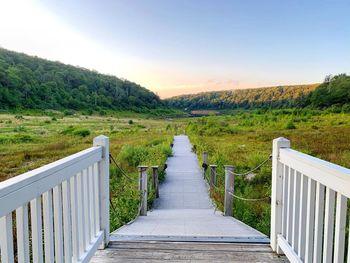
(128, 120, 134, 125)
(64, 110, 74, 116)
(61, 126, 75, 135)
(15, 115, 24, 120)
(119, 145, 149, 167)
(73, 128, 91, 137)
(13, 126, 26, 132)
(285, 120, 296, 129)
(0, 134, 34, 144)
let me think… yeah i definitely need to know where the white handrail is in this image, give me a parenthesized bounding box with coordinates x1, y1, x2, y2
(0, 135, 110, 263)
(271, 137, 350, 263)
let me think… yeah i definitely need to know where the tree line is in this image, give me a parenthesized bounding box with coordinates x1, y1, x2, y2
(166, 74, 350, 111)
(0, 48, 162, 111)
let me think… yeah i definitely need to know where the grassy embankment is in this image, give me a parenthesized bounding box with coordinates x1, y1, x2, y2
(0, 112, 186, 231)
(187, 109, 350, 235)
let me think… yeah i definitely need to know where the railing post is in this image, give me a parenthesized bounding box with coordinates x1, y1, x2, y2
(224, 165, 235, 216)
(202, 152, 208, 177)
(93, 135, 110, 248)
(151, 166, 159, 198)
(271, 137, 290, 253)
(138, 166, 148, 216)
(209, 165, 217, 191)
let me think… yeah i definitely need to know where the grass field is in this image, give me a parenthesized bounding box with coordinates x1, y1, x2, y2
(1, 109, 349, 233)
(0, 112, 186, 230)
(187, 109, 350, 235)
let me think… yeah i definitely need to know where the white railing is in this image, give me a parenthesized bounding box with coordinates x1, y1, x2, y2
(0, 135, 110, 263)
(271, 137, 350, 263)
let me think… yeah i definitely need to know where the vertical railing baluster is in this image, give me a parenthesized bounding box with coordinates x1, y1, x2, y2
(88, 165, 96, 240)
(53, 184, 64, 263)
(298, 174, 307, 260)
(313, 182, 325, 262)
(62, 179, 72, 263)
(43, 190, 55, 262)
(305, 177, 316, 263)
(70, 175, 79, 261)
(83, 168, 91, 247)
(77, 172, 86, 255)
(333, 193, 347, 263)
(16, 204, 30, 263)
(292, 171, 301, 250)
(0, 214, 14, 263)
(323, 187, 335, 263)
(286, 167, 294, 243)
(30, 196, 44, 263)
(281, 164, 288, 237)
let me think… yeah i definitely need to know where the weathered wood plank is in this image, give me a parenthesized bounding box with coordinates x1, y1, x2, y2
(91, 241, 287, 262)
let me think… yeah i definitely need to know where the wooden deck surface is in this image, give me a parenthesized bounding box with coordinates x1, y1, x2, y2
(91, 241, 287, 262)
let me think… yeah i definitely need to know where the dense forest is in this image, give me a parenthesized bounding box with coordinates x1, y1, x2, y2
(165, 84, 320, 110)
(166, 74, 350, 111)
(0, 48, 162, 111)
(310, 74, 350, 109)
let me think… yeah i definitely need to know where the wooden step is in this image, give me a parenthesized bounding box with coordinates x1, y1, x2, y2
(91, 241, 288, 262)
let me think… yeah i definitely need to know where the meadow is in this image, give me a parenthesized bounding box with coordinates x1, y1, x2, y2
(186, 109, 350, 235)
(1, 109, 350, 234)
(0, 111, 185, 230)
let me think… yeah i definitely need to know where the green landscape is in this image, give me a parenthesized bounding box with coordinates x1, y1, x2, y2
(1, 48, 350, 235)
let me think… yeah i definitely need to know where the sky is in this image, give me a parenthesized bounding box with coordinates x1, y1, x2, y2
(0, 0, 349, 98)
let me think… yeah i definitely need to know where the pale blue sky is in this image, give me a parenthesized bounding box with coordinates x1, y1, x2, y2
(0, 0, 349, 97)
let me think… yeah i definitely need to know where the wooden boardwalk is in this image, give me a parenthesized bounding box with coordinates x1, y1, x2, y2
(92, 135, 286, 262)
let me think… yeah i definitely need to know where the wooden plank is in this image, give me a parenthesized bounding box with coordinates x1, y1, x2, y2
(313, 182, 325, 262)
(0, 147, 102, 218)
(62, 180, 72, 263)
(30, 196, 44, 263)
(91, 241, 287, 263)
(53, 184, 64, 263)
(16, 204, 30, 263)
(279, 148, 350, 198)
(333, 193, 347, 263)
(304, 177, 315, 263)
(43, 190, 55, 263)
(297, 173, 307, 260)
(322, 187, 335, 263)
(0, 213, 14, 263)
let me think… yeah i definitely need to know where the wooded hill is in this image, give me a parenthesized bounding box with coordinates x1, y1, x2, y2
(0, 48, 162, 111)
(165, 84, 320, 110)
